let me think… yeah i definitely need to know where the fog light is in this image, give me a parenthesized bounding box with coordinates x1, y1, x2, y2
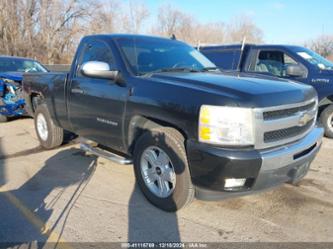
(224, 178, 246, 188)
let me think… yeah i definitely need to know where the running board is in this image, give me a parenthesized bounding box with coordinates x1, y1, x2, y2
(80, 143, 133, 165)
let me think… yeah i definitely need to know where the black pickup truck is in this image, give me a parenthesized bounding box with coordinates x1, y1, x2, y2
(23, 34, 323, 211)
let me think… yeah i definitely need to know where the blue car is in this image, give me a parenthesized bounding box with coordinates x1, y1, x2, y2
(0, 56, 48, 122)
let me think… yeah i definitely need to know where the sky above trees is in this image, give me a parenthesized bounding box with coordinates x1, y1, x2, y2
(143, 0, 333, 44)
(0, 0, 332, 64)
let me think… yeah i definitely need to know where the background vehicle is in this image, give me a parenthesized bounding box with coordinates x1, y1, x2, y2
(0, 56, 48, 122)
(198, 44, 333, 138)
(23, 34, 323, 211)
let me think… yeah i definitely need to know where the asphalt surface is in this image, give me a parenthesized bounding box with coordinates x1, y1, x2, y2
(0, 118, 333, 246)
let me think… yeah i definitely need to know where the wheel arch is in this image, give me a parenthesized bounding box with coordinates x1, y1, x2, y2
(319, 96, 333, 115)
(24, 91, 45, 116)
(126, 115, 188, 155)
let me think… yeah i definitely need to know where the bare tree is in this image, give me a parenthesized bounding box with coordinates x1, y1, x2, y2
(85, 0, 120, 35)
(122, 0, 150, 33)
(36, 0, 93, 63)
(0, 0, 152, 63)
(0, 1, 264, 64)
(0, 0, 93, 64)
(0, 0, 37, 56)
(194, 22, 226, 45)
(226, 15, 263, 43)
(306, 34, 333, 59)
(152, 6, 261, 45)
(151, 4, 198, 43)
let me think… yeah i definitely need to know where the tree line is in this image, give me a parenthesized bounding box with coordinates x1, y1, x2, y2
(306, 35, 333, 61)
(0, 0, 331, 64)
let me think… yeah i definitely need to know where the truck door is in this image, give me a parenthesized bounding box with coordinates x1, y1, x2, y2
(248, 49, 308, 83)
(68, 40, 128, 151)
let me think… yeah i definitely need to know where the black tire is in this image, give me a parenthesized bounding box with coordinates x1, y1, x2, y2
(0, 115, 8, 123)
(32, 96, 39, 113)
(133, 127, 194, 212)
(34, 104, 64, 149)
(320, 104, 333, 138)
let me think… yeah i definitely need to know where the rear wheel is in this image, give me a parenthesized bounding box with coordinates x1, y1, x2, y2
(0, 115, 8, 123)
(34, 104, 64, 149)
(320, 104, 333, 138)
(133, 127, 194, 212)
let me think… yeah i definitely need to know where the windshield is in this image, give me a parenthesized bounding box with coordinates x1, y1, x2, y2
(292, 47, 333, 70)
(0, 57, 48, 73)
(116, 37, 216, 75)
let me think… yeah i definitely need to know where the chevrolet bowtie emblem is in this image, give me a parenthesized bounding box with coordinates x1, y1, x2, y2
(298, 112, 311, 126)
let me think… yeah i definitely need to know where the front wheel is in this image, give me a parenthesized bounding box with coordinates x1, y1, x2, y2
(133, 127, 194, 212)
(320, 104, 333, 138)
(0, 114, 8, 123)
(34, 104, 64, 149)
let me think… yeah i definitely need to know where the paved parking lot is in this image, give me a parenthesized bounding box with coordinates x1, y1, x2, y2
(0, 118, 333, 246)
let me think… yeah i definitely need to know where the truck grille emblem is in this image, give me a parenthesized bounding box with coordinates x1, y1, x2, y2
(298, 112, 311, 126)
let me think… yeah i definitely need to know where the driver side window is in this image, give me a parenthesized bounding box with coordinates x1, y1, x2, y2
(77, 41, 114, 77)
(252, 50, 298, 77)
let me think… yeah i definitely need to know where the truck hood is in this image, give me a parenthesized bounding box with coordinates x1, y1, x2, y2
(150, 72, 316, 108)
(221, 71, 294, 82)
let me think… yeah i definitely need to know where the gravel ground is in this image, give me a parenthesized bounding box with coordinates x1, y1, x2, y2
(0, 118, 332, 247)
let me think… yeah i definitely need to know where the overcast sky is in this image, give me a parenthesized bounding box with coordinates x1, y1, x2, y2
(143, 0, 333, 44)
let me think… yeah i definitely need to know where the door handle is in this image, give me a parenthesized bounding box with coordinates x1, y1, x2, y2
(71, 88, 85, 94)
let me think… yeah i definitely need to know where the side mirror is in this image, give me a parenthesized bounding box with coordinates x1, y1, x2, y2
(81, 61, 118, 80)
(286, 64, 306, 78)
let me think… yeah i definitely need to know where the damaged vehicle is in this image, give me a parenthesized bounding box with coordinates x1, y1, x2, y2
(0, 56, 48, 122)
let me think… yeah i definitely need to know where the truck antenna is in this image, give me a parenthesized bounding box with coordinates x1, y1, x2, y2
(241, 36, 246, 51)
(197, 40, 201, 50)
(237, 36, 247, 72)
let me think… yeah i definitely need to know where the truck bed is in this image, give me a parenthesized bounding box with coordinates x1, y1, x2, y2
(23, 72, 69, 126)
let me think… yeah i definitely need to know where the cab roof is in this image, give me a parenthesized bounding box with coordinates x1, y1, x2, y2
(0, 55, 36, 61)
(83, 33, 175, 42)
(198, 43, 305, 51)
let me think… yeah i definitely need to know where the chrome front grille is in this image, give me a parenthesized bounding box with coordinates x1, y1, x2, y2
(263, 118, 314, 143)
(263, 102, 316, 121)
(254, 98, 318, 149)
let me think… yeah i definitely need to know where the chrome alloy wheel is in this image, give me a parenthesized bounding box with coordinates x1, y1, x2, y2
(140, 146, 176, 198)
(36, 113, 48, 141)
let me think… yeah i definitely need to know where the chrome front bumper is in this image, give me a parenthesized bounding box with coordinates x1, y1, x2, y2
(194, 126, 324, 200)
(253, 126, 324, 190)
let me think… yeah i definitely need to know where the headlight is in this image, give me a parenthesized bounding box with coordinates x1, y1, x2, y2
(198, 105, 255, 146)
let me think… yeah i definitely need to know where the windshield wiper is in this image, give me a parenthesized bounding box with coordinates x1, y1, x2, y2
(142, 67, 200, 76)
(200, 67, 220, 72)
(139, 66, 220, 77)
